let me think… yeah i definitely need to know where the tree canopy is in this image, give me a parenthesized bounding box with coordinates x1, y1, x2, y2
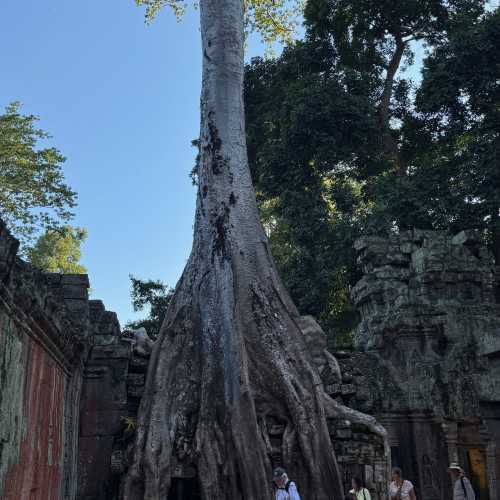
(27, 225, 87, 274)
(135, 0, 304, 45)
(244, 0, 494, 344)
(0, 102, 77, 249)
(125, 275, 173, 337)
(417, 6, 500, 262)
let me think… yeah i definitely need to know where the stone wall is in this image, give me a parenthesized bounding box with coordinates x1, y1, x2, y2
(77, 324, 150, 500)
(346, 229, 500, 500)
(0, 221, 118, 500)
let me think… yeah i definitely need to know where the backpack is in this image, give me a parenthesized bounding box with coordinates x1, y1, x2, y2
(278, 480, 294, 494)
(460, 477, 469, 500)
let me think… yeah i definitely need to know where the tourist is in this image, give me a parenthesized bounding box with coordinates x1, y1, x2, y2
(272, 467, 301, 500)
(350, 476, 371, 500)
(389, 467, 417, 500)
(448, 463, 475, 500)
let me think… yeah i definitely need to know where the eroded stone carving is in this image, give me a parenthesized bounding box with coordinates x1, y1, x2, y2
(342, 229, 500, 500)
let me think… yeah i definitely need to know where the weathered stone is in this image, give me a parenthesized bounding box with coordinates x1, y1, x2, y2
(336, 428, 352, 439)
(78, 436, 115, 498)
(129, 353, 148, 370)
(80, 410, 123, 437)
(325, 383, 342, 395)
(92, 344, 131, 360)
(127, 373, 145, 386)
(0, 220, 107, 500)
(299, 314, 341, 381)
(451, 229, 480, 246)
(0, 218, 139, 500)
(127, 386, 143, 399)
(348, 229, 500, 500)
(111, 449, 126, 475)
(341, 384, 356, 395)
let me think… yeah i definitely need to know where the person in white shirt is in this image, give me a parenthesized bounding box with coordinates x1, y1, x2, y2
(448, 463, 476, 500)
(350, 476, 371, 500)
(389, 467, 417, 500)
(272, 467, 301, 500)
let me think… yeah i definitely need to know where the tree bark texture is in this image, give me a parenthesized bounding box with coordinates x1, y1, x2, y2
(122, 1, 385, 498)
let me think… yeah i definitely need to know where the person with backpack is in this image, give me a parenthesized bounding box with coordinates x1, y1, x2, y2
(272, 467, 301, 500)
(448, 463, 476, 500)
(350, 476, 371, 500)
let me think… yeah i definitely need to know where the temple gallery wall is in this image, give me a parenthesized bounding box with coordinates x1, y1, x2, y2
(1, 220, 500, 500)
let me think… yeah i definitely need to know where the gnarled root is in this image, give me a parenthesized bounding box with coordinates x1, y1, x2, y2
(322, 394, 391, 477)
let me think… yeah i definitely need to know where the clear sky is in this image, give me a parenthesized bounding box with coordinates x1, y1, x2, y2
(0, 0, 267, 325)
(1, 1, 471, 325)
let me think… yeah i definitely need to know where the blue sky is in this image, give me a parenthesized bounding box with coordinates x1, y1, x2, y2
(0, 1, 451, 325)
(0, 0, 268, 324)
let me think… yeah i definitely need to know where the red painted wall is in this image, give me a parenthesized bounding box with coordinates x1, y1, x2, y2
(4, 339, 67, 500)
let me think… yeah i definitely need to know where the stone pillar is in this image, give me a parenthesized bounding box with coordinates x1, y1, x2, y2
(442, 421, 459, 464)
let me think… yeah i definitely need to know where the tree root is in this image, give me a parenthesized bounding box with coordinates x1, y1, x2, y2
(322, 393, 391, 476)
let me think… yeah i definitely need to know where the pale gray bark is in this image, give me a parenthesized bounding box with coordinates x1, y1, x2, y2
(123, 0, 345, 498)
(379, 34, 405, 133)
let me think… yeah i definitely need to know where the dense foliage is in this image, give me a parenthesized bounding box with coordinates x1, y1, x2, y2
(27, 225, 87, 274)
(417, 7, 500, 263)
(245, 0, 496, 344)
(126, 275, 173, 337)
(0, 102, 77, 249)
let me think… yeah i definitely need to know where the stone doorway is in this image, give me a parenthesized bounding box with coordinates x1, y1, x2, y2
(467, 448, 489, 500)
(167, 478, 201, 500)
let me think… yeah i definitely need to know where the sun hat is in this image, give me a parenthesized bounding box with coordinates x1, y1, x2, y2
(273, 467, 286, 478)
(448, 463, 463, 472)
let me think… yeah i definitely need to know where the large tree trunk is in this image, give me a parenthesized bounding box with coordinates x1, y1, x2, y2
(123, 0, 344, 498)
(379, 34, 406, 176)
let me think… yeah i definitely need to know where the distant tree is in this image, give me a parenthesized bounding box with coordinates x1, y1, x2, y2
(27, 225, 87, 274)
(125, 275, 173, 338)
(416, 6, 500, 263)
(304, 0, 486, 170)
(0, 102, 77, 249)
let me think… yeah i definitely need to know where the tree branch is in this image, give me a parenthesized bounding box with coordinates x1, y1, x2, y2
(379, 34, 406, 131)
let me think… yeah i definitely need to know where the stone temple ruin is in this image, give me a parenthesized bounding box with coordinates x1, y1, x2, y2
(1, 219, 500, 500)
(343, 229, 500, 500)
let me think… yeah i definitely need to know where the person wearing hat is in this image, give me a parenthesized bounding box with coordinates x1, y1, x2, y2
(272, 467, 301, 500)
(448, 463, 475, 500)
